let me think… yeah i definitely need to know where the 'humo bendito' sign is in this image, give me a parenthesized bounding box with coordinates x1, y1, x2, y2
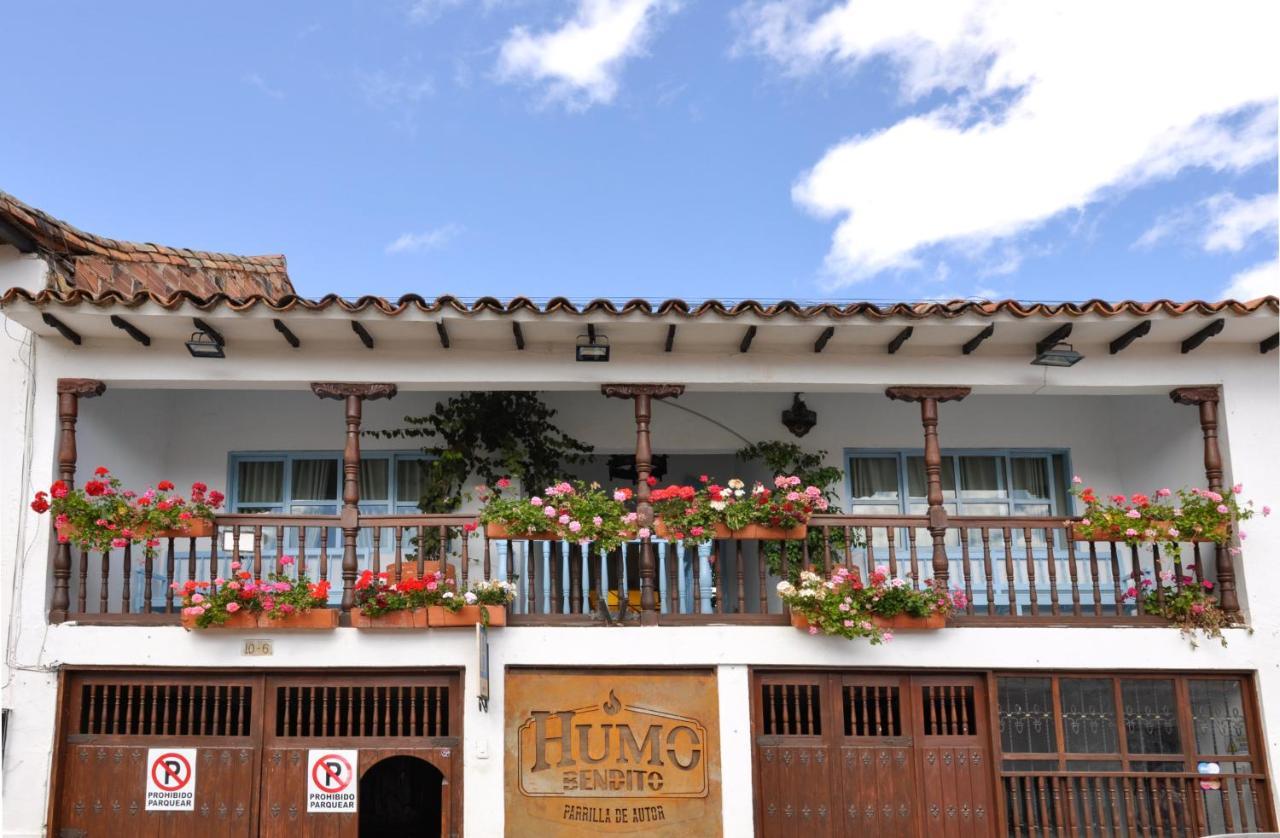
(506, 669, 721, 837)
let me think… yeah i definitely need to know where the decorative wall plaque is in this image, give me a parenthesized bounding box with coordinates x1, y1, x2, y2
(505, 668, 722, 837)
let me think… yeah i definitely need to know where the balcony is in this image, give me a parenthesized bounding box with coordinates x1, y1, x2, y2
(55, 510, 1225, 627)
(42, 382, 1244, 629)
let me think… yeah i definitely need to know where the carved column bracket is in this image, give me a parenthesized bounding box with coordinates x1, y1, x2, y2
(57, 378, 107, 398)
(601, 383, 686, 400)
(311, 382, 398, 401)
(1169, 385, 1238, 616)
(885, 386, 972, 404)
(886, 386, 970, 584)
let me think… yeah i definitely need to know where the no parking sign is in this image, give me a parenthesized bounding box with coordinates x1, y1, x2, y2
(307, 749, 358, 813)
(145, 748, 197, 811)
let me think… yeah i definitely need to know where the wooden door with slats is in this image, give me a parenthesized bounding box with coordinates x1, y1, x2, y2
(52, 672, 263, 838)
(51, 670, 461, 838)
(752, 671, 996, 838)
(257, 673, 460, 838)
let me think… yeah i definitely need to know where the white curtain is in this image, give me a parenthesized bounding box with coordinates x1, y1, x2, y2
(851, 457, 898, 499)
(236, 460, 283, 506)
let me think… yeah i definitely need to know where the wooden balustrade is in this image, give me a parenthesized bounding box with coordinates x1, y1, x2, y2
(57, 512, 1227, 627)
(1000, 770, 1268, 836)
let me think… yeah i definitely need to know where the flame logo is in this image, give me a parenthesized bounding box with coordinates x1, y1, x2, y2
(602, 690, 621, 715)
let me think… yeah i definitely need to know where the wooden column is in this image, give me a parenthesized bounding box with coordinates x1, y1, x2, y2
(1170, 386, 1239, 616)
(885, 386, 971, 585)
(313, 382, 398, 617)
(50, 378, 106, 622)
(603, 383, 685, 625)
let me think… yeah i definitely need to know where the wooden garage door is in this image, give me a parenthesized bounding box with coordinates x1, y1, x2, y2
(51, 670, 460, 838)
(752, 671, 994, 838)
(52, 672, 263, 838)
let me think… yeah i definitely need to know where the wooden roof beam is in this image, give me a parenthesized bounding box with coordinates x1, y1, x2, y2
(814, 326, 835, 353)
(1109, 320, 1150, 354)
(351, 320, 374, 349)
(436, 320, 450, 349)
(739, 325, 757, 353)
(961, 324, 994, 355)
(272, 319, 299, 348)
(109, 315, 150, 346)
(664, 324, 676, 352)
(1261, 333, 1278, 354)
(513, 321, 525, 350)
(1181, 319, 1224, 354)
(1035, 323, 1072, 356)
(41, 313, 81, 346)
(887, 326, 913, 355)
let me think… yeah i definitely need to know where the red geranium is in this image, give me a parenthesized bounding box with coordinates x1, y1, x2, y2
(51, 480, 69, 499)
(84, 480, 106, 496)
(157, 480, 175, 491)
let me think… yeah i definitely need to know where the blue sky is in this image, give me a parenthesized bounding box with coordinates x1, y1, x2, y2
(2, 1, 1277, 302)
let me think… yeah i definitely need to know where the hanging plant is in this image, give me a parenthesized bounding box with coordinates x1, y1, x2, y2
(736, 441, 859, 580)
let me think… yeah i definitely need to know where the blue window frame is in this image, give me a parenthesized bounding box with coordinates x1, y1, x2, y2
(845, 448, 1073, 518)
(227, 451, 430, 515)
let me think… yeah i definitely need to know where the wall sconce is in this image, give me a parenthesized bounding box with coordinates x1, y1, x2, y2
(1030, 341, 1083, 367)
(781, 393, 817, 437)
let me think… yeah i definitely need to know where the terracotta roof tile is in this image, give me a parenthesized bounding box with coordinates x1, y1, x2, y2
(2, 287, 1275, 323)
(0, 190, 293, 300)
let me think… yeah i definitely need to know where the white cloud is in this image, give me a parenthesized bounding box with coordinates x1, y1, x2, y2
(1203, 192, 1278, 252)
(1221, 258, 1279, 300)
(735, 0, 1280, 284)
(497, 0, 679, 109)
(408, 0, 463, 24)
(242, 72, 285, 100)
(385, 224, 464, 254)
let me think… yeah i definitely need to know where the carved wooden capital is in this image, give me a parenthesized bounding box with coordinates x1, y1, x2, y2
(1169, 386, 1220, 406)
(57, 378, 106, 398)
(885, 386, 971, 404)
(311, 382, 398, 401)
(600, 383, 685, 400)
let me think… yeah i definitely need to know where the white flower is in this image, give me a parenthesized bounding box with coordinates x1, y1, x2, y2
(728, 478, 744, 490)
(463, 591, 478, 605)
(443, 591, 454, 599)
(710, 500, 727, 511)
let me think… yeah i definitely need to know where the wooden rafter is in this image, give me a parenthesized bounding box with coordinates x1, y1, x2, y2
(962, 324, 994, 355)
(1180, 319, 1224, 354)
(814, 326, 835, 353)
(1109, 320, 1150, 354)
(887, 327, 913, 355)
(41, 313, 81, 346)
(109, 315, 150, 346)
(273, 319, 300, 348)
(351, 321, 375, 349)
(739, 325, 757, 353)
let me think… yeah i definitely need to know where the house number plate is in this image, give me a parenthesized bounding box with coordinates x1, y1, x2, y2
(242, 639, 273, 656)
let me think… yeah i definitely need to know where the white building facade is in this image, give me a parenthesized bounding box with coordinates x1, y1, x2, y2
(2, 197, 1280, 838)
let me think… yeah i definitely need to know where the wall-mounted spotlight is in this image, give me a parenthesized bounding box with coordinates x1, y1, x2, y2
(185, 331, 225, 359)
(1030, 341, 1083, 367)
(576, 326, 610, 362)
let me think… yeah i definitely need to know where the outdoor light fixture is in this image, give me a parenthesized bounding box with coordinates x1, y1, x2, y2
(781, 393, 817, 437)
(576, 331, 610, 362)
(1031, 341, 1083, 367)
(185, 331, 226, 359)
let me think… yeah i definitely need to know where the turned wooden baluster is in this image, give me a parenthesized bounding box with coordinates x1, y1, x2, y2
(312, 382, 397, 618)
(1170, 387, 1239, 617)
(602, 383, 685, 625)
(50, 378, 105, 622)
(885, 386, 970, 586)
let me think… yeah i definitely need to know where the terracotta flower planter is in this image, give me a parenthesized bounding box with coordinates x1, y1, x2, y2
(790, 611, 813, 631)
(257, 608, 339, 629)
(485, 523, 557, 540)
(427, 604, 507, 627)
(871, 612, 946, 630)
(155, 519, 216, 539)
(181, 610, 258, 631)
(351, 608, 429, 629)
(1070, 520, 1227, 543)
(654, 521, 807, 541)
